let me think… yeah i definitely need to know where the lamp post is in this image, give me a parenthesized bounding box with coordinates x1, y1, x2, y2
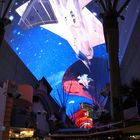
(95, 0, 131, 121)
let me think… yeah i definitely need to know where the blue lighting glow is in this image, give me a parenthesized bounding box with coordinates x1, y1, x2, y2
(9, 15, 14, 21)
(6, 25, 77, 87)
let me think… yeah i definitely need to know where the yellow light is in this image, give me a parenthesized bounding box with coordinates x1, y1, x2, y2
(20, 130, 34, 138)
(9, 128, 34, 138)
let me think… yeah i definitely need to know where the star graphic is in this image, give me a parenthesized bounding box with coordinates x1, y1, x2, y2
(77, 74, 93, 89)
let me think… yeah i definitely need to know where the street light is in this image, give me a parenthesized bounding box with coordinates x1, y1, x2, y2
(94, 0, 131, 121)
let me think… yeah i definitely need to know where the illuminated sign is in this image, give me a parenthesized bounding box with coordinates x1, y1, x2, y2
(9, 128, 34, 138)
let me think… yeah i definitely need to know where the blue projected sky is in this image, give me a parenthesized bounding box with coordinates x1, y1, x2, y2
(6, 25, 77, 88)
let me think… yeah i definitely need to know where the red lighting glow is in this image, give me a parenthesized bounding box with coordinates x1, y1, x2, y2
(63, 80, 94, 101)
(75, 109, 93, 128)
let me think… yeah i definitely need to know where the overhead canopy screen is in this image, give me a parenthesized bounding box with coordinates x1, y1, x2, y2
(17, 0, 58, 28)
(4, 0, 109, 127)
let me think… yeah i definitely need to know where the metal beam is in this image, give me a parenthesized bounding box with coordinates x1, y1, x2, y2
(117, 0, 131, 15)
(99, 0, 106, 12)
(2, 0, 13, 19)
(113, 0, 119, 10)
(105, 0, 112, 10)
(0, 0, 5, 18)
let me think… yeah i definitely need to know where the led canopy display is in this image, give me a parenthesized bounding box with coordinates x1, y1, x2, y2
(5, 0, 109, 128)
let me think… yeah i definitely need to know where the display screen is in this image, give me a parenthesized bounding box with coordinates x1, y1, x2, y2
(5, 0, 109, 125)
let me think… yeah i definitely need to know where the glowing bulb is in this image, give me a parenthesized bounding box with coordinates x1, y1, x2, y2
(93, 12, 97, 16)
(9, 15, 14, 21)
